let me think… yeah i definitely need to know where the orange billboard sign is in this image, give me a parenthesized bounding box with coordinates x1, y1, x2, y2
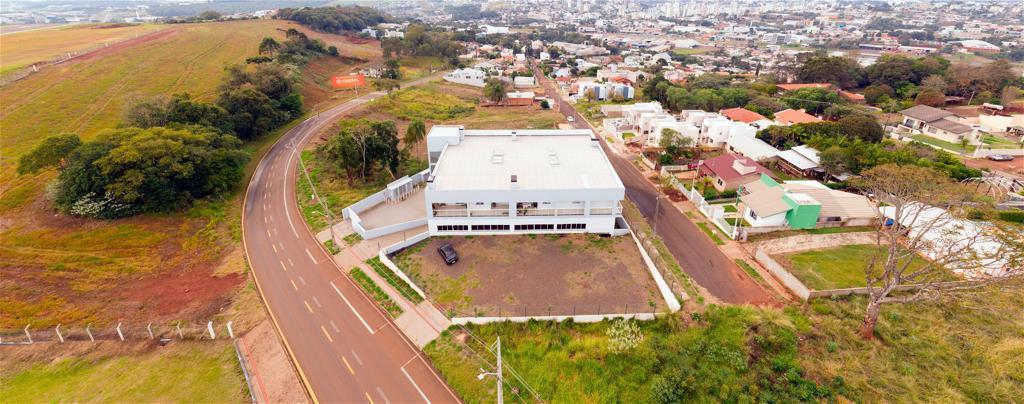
(331, 74, 366, 89)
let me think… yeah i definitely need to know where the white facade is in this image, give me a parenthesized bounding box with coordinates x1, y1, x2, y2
(424, 126, 626, 236)
(443, 68, 487, 88)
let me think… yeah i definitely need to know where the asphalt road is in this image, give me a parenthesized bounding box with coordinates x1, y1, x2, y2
(535, 67, 774, 305)
(242, 76, 459, 403)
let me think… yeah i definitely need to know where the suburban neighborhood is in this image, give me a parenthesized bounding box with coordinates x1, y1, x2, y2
(2, 0, 1023, 403)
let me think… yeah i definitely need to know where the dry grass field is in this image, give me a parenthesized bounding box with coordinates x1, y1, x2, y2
(0, 23, 165, 75)
(0, 19, 378, 330)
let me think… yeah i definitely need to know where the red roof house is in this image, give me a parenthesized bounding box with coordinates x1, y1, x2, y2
(720, 107, 768, 124)
(698, 154, 773, 192)
(774, 109, 822, 125)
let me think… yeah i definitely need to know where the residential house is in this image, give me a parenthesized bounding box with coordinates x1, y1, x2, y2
(775, 145, 826, 178)
(513, 76, 537, 89)
(720, 107, 774, 129)
(774, 108, 822, 126)
(725, 130, 780, 161)
(739, 175, 877, 230)
(424, 126, 626, 236)
(698, 154, 773, 192)
(898, 104, 980, 144)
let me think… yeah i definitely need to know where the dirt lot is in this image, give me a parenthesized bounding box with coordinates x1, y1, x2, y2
(392, 234, 667, 317)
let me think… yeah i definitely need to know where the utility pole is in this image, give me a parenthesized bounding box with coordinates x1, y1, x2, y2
(477, 337, 504, 404)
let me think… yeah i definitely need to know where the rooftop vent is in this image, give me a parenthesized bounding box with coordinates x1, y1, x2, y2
(510, 173, 518, 189)
(548, 151, 559, 165)
(491, 149, 504, 164)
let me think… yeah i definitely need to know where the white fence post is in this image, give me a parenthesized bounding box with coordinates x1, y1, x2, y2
(24, 325, 32, 344)
(116, 322, 125, 341)
(207, 321, 216, 339)
(55, 324, 64, 343)
(227, 321, 235, 339)
(86, 325, 95, 342)
(147, 323, 154, 339)
(176, 322, 183, 339)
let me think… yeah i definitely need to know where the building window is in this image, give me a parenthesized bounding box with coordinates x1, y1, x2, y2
(437, 225, 469, 232)
(749, 210, 758, 220)
(471, 224, 510, 231)
(513, 224, 555, 231)
(556, 223, 586, 230)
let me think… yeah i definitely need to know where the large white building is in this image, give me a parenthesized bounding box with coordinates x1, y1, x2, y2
(424, 126, 627, 236)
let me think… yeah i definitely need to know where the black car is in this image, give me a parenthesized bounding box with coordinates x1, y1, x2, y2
(437, 243, 458, 265)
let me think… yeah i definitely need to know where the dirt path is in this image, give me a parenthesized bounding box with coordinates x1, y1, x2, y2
(237, 320, 309, 404)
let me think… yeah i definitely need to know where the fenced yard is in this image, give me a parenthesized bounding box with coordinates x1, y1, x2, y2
(390, 235, 668, 317)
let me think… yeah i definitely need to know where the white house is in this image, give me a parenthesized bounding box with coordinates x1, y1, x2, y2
(513, 76, 537, 89)
(424, 126, 627, 236)
(443, 68, 487, 87)
(725, 129, 780, 161)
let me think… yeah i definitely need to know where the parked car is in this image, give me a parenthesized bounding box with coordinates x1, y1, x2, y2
(437, 243, 458, 265)
(566, 115, 574, 123)
(987, 154, 1015, 161)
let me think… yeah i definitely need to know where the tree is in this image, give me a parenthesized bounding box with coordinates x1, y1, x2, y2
(317, 119, 401, 182)
(856, 164, 1023, 339)
(404, 120, 426, 157)
(837, 115, 884, 143)
(744, 96, 785, 118)
(327, 46, 339, 57)
(818, 145, 848, 179)
(17, 134, 82, 175)
(920, 74, 947, 93)
(914, 88, 946, 107)
(217, 84, 288, 140)
(259, 37, 281, 56)
(781, 87, 839, 115)
(381, 59, 401, 80)
(863, 84, 895, 105)
(373, 79, 400, 94)
(197, 10, 222, 20)
(51, 127, 248, 218)
(484, 78, 507, 103)
(796, 55, 863, 89)
(1000, 86, 1021, 106)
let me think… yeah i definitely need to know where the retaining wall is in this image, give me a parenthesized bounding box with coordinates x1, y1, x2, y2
(629, 231, 682, 312)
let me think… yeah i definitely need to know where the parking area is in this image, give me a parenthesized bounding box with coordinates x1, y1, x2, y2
(391, 234, 667, 317)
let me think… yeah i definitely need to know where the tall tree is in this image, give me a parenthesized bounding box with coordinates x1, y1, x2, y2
(796, 55, 864, 89)
(404, 120, 427, 158)
(484, 78, 508, 103)
(856, 164, 1023, 339)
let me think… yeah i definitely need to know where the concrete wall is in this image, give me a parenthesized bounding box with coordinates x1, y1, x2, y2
(452, 312, 658, 325)
(629, 231, 682, 312)
(377, 233, 431, 300)
(753, 248, 811, 300)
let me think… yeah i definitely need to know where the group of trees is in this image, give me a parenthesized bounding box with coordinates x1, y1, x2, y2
(276, 6, 388, 33)
(381, 24, 463, 59)
(18, 127, 248, 218)
(315, 119, 402, 183)
(795, 53, 1022, 108)
(16, 28, 328, 219)
(255, 29, 339, 66)
(483, 78, 508, 103)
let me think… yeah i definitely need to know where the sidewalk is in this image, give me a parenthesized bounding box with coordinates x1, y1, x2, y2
(324, 221, 451, 348)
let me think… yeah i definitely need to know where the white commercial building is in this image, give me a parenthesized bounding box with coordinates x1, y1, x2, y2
(424, 126, 627, 236)
(443, 68, 487, 87)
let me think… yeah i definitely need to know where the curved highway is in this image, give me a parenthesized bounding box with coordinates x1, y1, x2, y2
(242, 77, 459, 403)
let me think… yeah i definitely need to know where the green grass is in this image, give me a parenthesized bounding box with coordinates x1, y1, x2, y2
(369, 87, 474, 121)
(350, 266, 403, 318)
(723, 204, 738, 213)
(427, 287, 1024, 403)
(0, 342, 247, 402)
(696, 222, 726, 245)
(324, 239, 341, 255)
(734, 259, 766, 284)
(343, 232, 363, 246)
(981, 134, 1022, 148)
(366, 256, 424, 304)
(746, 225, 876, 243)
(778, 244, 937, 290)
(910, 134, 976, 153)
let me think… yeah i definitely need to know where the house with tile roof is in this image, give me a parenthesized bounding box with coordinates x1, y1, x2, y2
(720, 107, 774, 129)
(774, 108, 823, 126)
(898, 104, 980, 144)
(739, 175, 877, 230)
(697, 154, 773, 192)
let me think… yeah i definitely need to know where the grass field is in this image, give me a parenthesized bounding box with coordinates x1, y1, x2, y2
(426, 287, 1024, 403)
(910, 134, 976, 153)
(777, 244, 946, 290)
(0, 341, 247, 402)
(0, 23, 164, 75)
(0, 19, 377, 329)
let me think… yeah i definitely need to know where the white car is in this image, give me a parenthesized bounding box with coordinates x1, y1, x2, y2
(566, 115, 575, 123)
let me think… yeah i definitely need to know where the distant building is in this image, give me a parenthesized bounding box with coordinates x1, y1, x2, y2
(444, 68, 487, 87)
(774, 109, 822, 126)
(898, 105, 979, 144)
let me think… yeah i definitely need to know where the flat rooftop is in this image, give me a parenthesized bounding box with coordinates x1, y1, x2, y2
(430, 129, 623, 191)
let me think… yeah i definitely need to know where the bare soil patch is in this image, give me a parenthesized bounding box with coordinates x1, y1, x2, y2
(393, 234, 666, 317)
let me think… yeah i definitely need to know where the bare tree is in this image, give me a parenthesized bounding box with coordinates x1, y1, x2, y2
(858, 164, 1024, 339)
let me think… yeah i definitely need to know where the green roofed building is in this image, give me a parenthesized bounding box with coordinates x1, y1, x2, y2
(738, 175, 877, 230)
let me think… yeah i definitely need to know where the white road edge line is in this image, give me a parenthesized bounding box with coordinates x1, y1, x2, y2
(330, 280, 375, 334)
(401, 366, 431, 404)
(305, 248, 318, 264)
